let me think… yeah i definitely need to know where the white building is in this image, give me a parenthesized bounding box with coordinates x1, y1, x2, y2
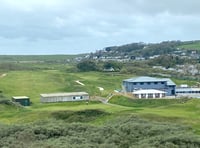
(133, 89, 166, 99)
(176, 88, 200, 98)
(40, 92, 89, 103)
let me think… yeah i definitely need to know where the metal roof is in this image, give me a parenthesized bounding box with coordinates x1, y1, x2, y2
(162, 78, 176, 86)
(40, 92, 89, 97)
(123, 76, 176, 86)
(12, 96, 29, 99)
(133, 89, 166, 94)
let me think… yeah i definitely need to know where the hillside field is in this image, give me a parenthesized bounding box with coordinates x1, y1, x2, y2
(179, 41, 200, 50)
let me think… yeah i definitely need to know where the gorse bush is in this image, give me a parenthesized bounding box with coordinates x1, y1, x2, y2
(0, 116, 200, 148)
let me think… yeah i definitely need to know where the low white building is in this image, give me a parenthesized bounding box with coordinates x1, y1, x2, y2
(176, 87, 200, 98)
(40, 92, 89, 103)
(133, 89, 166, 99)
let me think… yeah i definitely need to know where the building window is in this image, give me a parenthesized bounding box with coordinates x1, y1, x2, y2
(141, 94, 146, 98)
(155, 93, 160, 98)
(140, 82, 144, 85)
(133, 82, 137, 85)
(148, 94, 153, 98)
(161, 82, 165, 84)
(73, 96, 76, 100)
(154, 82, 158, 84)
(80, 96, 83, 99)
(147, 82, 151, 85)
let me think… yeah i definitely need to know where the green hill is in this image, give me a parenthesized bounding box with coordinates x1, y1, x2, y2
(178, 40, 200, 50)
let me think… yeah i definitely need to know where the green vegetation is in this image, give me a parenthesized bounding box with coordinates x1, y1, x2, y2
(0, 55, 80, 63)
(51, 109, 110, 122)
(0, 116, 200, 148)
(109, 96, 200, 134)
(179, 41, 200, 50)
(1, 54, 200, 147)
(77, 60, 97, 72)
(109, 95, 191, 108)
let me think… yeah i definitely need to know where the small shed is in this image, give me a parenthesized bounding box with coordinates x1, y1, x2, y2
(12, 96, 30, 106)
(40, 92, 89, 103)
(133, 89, 166, 99)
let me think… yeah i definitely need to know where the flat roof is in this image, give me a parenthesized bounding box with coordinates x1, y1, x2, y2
(12, 96, 29, 99)
(40, 92, 89, 97)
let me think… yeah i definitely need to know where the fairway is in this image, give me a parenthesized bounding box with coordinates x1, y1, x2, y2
(0, 70, 130, 103)
(0, 69, 200, 137)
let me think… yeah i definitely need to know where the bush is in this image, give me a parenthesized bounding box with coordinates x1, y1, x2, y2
(0, 116, 200, 147)
(51, 109, 110, 122)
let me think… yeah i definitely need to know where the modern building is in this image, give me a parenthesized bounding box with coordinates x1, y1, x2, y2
(123, 76, 176, 96)
(12, 96, 30, 106)
(133, 89, 166, 99)
(40, 92, 89, 103)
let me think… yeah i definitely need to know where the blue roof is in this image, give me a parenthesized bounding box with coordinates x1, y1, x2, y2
(123, 76, 176, 86)
(162, 78, 176, 86)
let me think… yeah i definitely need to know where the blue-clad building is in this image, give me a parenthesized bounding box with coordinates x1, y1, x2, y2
(123, 76, 176, 96)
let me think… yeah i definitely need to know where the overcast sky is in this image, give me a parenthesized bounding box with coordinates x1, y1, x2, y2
(0, 0, 200, 55)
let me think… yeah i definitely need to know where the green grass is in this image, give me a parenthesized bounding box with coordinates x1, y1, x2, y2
(109, 95, 200, 134)
(109, 95, 190, 108)
(172, 78, 197, 86)
(0, 71, 129, 103)
(1, 69, 200, 136)
(178, 41, 200, 50)
(0, 55, 81, 62)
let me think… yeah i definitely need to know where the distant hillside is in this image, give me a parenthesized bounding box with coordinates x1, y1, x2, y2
(0, 54, 86, 63)
(178, 40, 200, 50)
(91, 40, 200, 59)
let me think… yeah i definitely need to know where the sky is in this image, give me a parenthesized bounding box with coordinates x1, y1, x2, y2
(0, 0, 200, 55)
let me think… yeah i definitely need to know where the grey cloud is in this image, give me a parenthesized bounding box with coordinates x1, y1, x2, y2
(0, 0, 200, 54)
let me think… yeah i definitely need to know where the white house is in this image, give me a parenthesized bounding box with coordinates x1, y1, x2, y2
(133, 89, 166, 99)
(40, 92, 89, 103)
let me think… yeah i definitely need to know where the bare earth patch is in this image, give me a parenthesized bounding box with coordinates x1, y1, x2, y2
(0, 73, 7, 78)
(97, 87, 104, 91)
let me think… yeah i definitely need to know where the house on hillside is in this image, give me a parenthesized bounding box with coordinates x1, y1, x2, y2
(40, 92, 89, 103)
(122, 76, 176, 96)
